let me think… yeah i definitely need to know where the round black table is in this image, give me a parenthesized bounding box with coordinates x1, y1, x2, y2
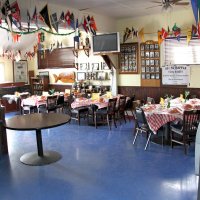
(4, 113, 70, 166)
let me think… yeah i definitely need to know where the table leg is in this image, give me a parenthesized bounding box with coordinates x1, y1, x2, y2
(36, 129, 43, 157)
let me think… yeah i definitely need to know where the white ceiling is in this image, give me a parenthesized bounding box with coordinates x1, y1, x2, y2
(42, 0, 191, 19)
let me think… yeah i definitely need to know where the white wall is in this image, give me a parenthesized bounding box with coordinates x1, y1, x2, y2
(116, 8, 197, 87)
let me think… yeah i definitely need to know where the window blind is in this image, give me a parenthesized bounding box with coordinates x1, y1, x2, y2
(164, 38, 200, 65)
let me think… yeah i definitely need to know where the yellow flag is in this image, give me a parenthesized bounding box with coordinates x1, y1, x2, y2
(187, 29, 192, 45)
(158, 31, 163, 46)
(138, 28, 144, 42)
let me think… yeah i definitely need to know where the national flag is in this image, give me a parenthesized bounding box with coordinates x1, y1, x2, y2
(59, 11, 65, 23)
(1, 0, 13, 31)
(197, 22, 200, 38)
(138, 28, 145, 42)
(32, 6, 38, 27)
(192, 24, 197, 36)
(65, 10, 70, 26)
(39, 4, 52, 30)
(187, 29, 192, 44)
(158, 30, 163, 46)
(90, 16, 97, 35)
(70, 12, 75, 29)
(11, 1, 20, 22)
(82, 16, 88, 33)
(161, 28, 168, 39)
(50, 13, 59, 32)
(27, 10, 31, 32)
(191, 0, 198, 24)
(1, 0, 11, 16)
(86, 15, 91, 32)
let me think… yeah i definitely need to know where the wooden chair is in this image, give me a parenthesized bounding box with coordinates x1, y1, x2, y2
(38, 95, 58, 113)
(19, 93, 35, 115)
(116, 96, 127, 124)
(94, 98, 117, 130)
(125, 94, 135, 121)
(170, 110, 200, 154)
(56, 95, 65, 112)
(133, 107, 153, 150)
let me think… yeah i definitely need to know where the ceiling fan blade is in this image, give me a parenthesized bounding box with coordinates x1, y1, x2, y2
(171, 0, 183, 3)
(151, 1, 162, 3)
(174, 2, 190, 6)
(146, 4, 162, 9)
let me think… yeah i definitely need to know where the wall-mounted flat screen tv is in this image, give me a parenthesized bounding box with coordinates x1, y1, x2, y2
(92, 32, 120, 54)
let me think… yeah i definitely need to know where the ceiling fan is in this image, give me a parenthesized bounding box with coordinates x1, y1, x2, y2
(146, 0, 190, 10)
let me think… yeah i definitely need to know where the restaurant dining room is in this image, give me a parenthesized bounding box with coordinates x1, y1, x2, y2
(0, 0, 200, 200)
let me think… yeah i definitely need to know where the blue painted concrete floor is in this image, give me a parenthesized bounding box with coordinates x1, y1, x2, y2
(0, 112, 198, 200)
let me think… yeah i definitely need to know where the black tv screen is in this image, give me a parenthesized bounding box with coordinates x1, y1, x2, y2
(92, 32, 120, 54)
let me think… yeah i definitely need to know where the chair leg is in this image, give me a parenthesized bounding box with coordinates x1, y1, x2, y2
(133, 129, 139, 145)
(95, 114, 97, 129)
(170, 131, 174, 148)
(107, 114, 111, 130)
(113, 114, 117, 128)
(78, 113, 80, 125)
(144, 132, 152, 150)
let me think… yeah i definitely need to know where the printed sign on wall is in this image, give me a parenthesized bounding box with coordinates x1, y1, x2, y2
(162, 65, 190, 85)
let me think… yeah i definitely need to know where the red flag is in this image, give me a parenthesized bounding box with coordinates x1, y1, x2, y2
(11, 1, 20, 22)
(82, 16, 88, 33)
(65, 10, 70, 26)
(90, 16, 97, 31)
(161, 28, 168, 39)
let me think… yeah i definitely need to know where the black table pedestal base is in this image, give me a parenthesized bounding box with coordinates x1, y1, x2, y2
(20, 150, 62, 166)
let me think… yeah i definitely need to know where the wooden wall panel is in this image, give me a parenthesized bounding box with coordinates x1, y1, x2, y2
(49, 84, 72, 92)
(38, 47, 75, 69)
(118, 86, 200, 103)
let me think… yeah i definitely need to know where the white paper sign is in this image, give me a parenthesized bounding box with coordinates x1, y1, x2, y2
(162, 65, 190, 85)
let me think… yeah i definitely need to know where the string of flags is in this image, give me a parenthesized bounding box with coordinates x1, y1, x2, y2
(124, 22, 200, 46)
(0, 1, 98, 35)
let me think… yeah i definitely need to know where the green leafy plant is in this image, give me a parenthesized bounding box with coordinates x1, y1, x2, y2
(49, 88, 55, 95)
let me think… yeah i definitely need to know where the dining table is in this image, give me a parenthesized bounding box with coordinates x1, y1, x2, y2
(4, 113, 71, 166)
(143, 98, 200, 142)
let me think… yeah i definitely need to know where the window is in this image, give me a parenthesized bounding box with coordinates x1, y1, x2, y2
(0, 63, 5, 82)
(164, 38, 200, 64)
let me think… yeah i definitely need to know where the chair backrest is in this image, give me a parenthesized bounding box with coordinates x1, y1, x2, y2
(57, 95, 64, 105)
(183, 110, 200, 135)
(47, 95, 58, 108)
(20, 93, 30, 100)
(135, 107, 150, 129)
(118, 96, 127, 111)
(147, 97, 155, 104)
(107, 98, 117, 114)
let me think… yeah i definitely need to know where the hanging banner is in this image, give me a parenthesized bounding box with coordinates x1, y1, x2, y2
(162, 65, 190, 85)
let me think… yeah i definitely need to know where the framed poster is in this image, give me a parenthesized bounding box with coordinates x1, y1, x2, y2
(77, 72, 86, 81)
(13, 60, 28, 83)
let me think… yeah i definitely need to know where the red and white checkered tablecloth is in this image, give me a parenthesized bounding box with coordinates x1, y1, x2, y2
(21, 96, 46, 107)
(143, 105, 183, 134)
(71, 98, 108, 109)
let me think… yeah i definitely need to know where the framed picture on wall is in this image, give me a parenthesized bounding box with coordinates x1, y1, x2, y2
(79, 63, 89, 70)
(92, 63, 99, 71)
(13, 60, 28, 83)
(77, 72, 86, 81)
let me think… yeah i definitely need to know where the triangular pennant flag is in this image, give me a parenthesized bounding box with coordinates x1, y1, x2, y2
(50, 13, 59, 32)
(11, 1, 21, 22)
(123, 27, 131, 43)
(59, 11, 65, 23)
(187, 29, 192, 44)
(86, 15, 91, 32)
(32, 6, 38, 28)
(138, 28, 144, 42)
(27, 10, 31, 32)
(1, 0, 10, 16)
(161, 28, 168, 39)
(197, 22, 200, 38)
(90, 16, 97, 30)
(158, 30, 163, 45)
(39, 4, 52, 30)
(65, 10, 70, 26)
(192, 24, 197, 36)
(191, 0, 198, 24)
(70, 12, 75, 29)
(82, 16, 88, 33)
